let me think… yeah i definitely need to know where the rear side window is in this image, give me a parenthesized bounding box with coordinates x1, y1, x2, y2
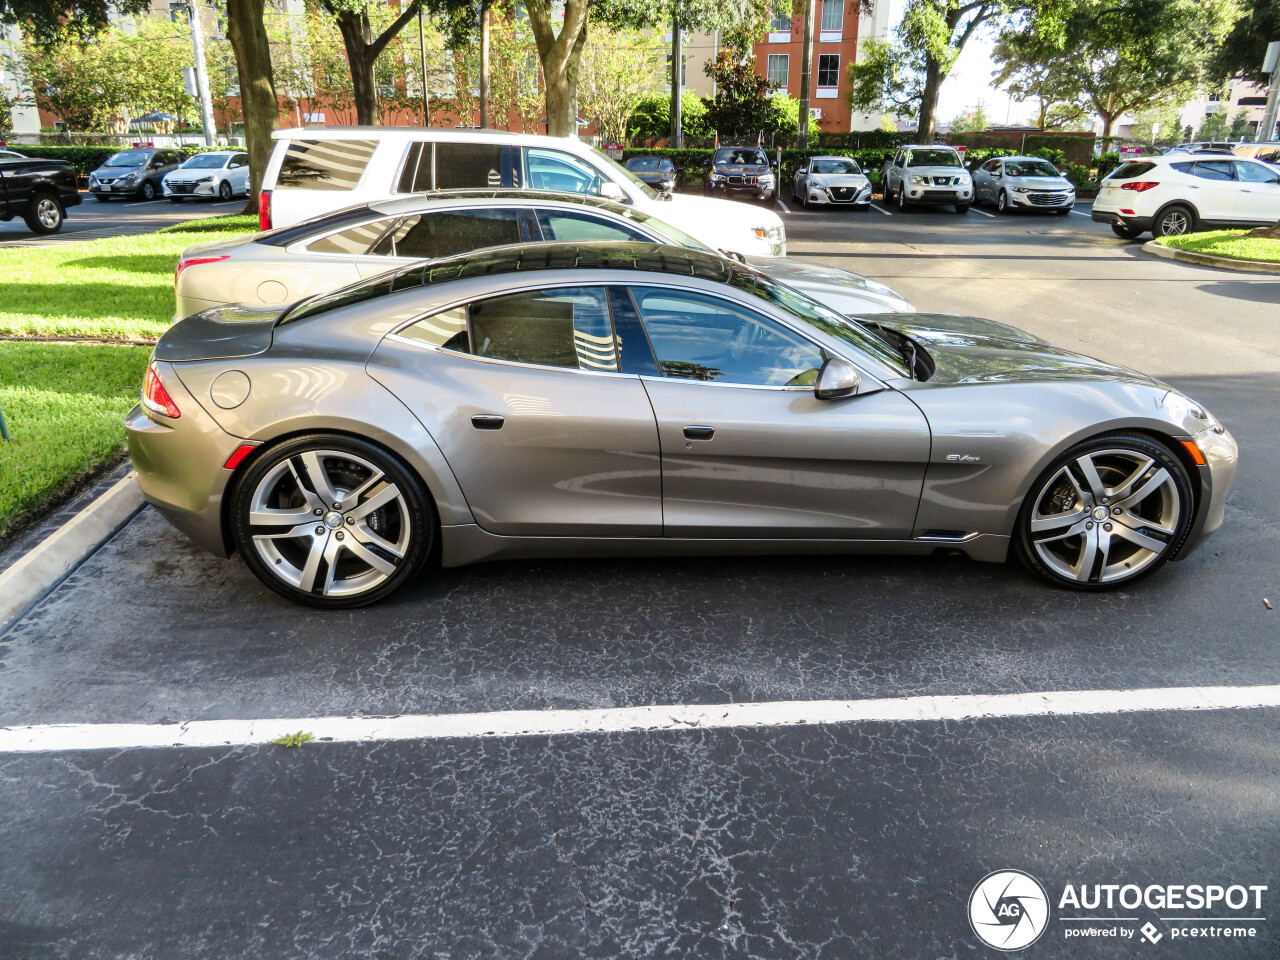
(435, 142, 503, 190)
(1106, 162, 1156, 180)
(536, 211, 646, 243)
(397, 142, 433, 193)
(1191, 160, 1235, 181)
(306, 219, 392, 255)
(276, 139, 377, 190)
(371, 209, 521, 259)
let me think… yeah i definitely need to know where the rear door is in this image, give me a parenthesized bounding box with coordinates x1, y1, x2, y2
(1184, 160, 1238, 220)
(1233, 160, 1280, 223)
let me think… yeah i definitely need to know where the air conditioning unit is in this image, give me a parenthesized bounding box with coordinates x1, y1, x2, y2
(809, 108, 822, 120)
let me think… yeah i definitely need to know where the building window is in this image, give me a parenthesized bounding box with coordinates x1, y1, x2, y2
(820, 0, 843, 33)
(817, 54, 839, 88)
(770, 1, 792, 32)
(767, 54, 789, 90)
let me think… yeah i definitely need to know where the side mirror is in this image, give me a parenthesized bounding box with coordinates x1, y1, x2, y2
(599, 180, 626, 202)
(815, 356, 860, 400)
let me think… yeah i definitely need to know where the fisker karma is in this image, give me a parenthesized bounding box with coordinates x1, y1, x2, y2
(127, 242, 1237, 608)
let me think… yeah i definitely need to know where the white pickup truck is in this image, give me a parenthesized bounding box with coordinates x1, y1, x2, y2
(881, 145, 973, 213)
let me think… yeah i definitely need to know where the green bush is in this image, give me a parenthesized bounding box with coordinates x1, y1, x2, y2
(1095, 151, 1122, 179)
(7, 143, 225, 174)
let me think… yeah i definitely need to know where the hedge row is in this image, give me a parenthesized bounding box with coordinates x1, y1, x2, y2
(5, 143, 226, 174)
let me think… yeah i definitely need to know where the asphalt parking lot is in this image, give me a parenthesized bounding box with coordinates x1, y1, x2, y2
(0, 192, 243, 246)
(2, 200, 1278, 958)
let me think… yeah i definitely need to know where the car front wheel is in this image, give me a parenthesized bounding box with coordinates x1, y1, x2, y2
(231, 434, 435, 608)
(996, 190, 1010, 214)
(1015, 434, 1194, 590)
(218, 180, 233, 201)
(1153, 204, 1195, 238)
(24, 193, 64, 234)
(140, 181, 156, 200)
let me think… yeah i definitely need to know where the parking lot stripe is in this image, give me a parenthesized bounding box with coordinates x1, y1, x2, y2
(869, 203, 893, 216)
(971, 207, 996, 218)
(3, 684, 1278, 754)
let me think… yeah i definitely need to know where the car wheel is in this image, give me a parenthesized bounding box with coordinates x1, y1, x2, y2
(897, 188, 910, 212)
(996, 190, 1010, 214)
(955, 203, 970, 214)
(141, 181, 156, 200)
(1111, 223, 1145, 240)
(24, 192, 64, 234)
(1153, 204, 1195, 238)
(218, 180, 233, 201)
(882, 183, 894, 202)
(93, 194, 110, 202)
(1015, 433, 1194, 591)
(230, 434, 435, 608)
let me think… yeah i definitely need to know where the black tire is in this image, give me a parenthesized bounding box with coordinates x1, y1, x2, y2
(23, 192, 64, 234)
(140, 180, 156, 200)
(231, 434, 436, 609)
(1014, 433, 1195, 591)
(955, 203, 970, 214)
(218, 180, 233, 201)
(1057, 207, 1072, 215)
(1111, 222, 1145, 240)
(897, 188, 910, 212)
(996, 190, 1010, 214)
(1153, 203, 1196, 238)
(883, 182, 894, 202)
(93, 194, 110, 202)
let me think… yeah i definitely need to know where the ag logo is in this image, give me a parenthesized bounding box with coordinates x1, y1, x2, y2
(968, 870, 1050, 951)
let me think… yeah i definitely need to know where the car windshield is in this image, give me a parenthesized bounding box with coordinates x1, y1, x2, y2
(104, 150, 151, 167)
(812, 159, 860, 175)
(715, 148, 768, 166)
(729, 271, 909, 377)
(627, 158, 673, 173)
(589, 147, 659, 200)
(182, 154, 228, 169)
(621, 209, 715, 253)
(1004, 159, 1060, 178)
(906, 149, 960, 167)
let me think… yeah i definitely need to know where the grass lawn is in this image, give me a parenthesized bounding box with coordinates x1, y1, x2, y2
(1155, 229, 1280, 263)
(0, 215, 254, 543)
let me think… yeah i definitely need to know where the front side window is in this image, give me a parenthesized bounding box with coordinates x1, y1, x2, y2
(306, 219, 392, 255)
(525, 148, 602, 195)
(435, 141, 503, 190)
(371, 209, 522, 259)
(403, 287, 618, 371)
(817, 54, 839, 87)
(820, 0, 843, 32)
(231, 153, 248, 168)
(277, 139, 377, 190)
(767, 54, 789, 89)
(536, 211, 647, 243)
(631, 288, 824, 387)
(183, 154, 229, 169)
(1235, 161, 1279, 184)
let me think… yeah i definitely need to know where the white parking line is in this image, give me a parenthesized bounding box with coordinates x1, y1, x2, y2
(1071, 209, 1093, 218)
(3, 684, 1278, 754)
(776, 198, 795, 214)
(869, 202, 893, 216)
(971, 207, 997, 218)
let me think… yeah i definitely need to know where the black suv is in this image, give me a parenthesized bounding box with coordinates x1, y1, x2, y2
(0, 155, 82, 234)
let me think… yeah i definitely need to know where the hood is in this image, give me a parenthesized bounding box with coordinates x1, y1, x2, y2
(155, 304, 281, 362)
(635, 171, 674, 182)
(1007, 175, 1072, 189)
(745, 256, 913, 313)
(715, 163, 771, 174)
(904, 165, 967, 179)
(93, 165, 144, 178)
(166, 168, 220, 182)
(661, 191, 784, 232)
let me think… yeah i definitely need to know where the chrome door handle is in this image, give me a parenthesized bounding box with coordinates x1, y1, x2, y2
(683, 425, 715, 441)
(471, 414, 505, 430)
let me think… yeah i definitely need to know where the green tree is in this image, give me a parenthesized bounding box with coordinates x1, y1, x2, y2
(703, 31, 772, 140)
(628, 89, 707, 140)
(948, 99, 989, 132)
(577, 27, 663, 144)
(991, 34, 1083, 129)
(1128, 102, 1182, 145)
(1209, 0, 1278, 85)
(314, 0, 425, 125)
(848, 36, 922, 120)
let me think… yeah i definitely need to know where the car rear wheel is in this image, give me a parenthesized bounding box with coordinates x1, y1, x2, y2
(231, 434, 435, 608)
(24, 193, 64, 234)
(1153, 204, 1195, 238)
(1015, 434, 1194, 591)
(1111, 223, 1145, 239)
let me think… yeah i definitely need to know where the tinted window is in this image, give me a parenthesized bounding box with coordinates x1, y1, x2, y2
(184, 154, 229, 169)
(1107, 161, 1156, 180)
(631, 288, 824, 386)
(397, 306, 469, 351)
(981, 159, 1000, 172)
(306, 219, 391, 255)
(231, 153, 248, 168)
(1004, 159, 1060, 177)
(626, 157, 673, 173)
(471, 287, 616, 370)
(525, 148, 601, 194)
(1192, 161, 1234, 181)
(436, 142, 503, 190)
(372, 209, 521, 259)
(812, 159, 860, 175)
(1235, 161, 1279, 184)
(714, 148, 768, 166)
(905, 149, 960, 167)
(397, 141, 434, 192)
(277, 139, 377, 190)
(537, 211, 647, 243)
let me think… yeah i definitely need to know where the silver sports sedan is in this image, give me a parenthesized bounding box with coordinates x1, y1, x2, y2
(172, 191, 913, 321)
(972, 155, 1076, 214)
(127, 242, 1237, 608)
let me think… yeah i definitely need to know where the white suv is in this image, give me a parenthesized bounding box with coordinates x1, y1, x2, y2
(1092, 155, 1280, 239)
(259, 128, 787, 258)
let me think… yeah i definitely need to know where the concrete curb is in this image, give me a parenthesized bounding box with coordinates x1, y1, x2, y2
(1143, 240, 1280, 274)
(0, 472, 144, 635)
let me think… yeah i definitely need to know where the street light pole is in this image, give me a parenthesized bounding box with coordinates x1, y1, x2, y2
(418, 8, 430, 126)
(184, 0, 217, 146)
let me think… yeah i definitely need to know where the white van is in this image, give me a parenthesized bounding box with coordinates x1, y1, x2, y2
(259, 128, 787, 258)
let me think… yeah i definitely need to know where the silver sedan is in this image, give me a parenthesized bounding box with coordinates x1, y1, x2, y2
(973, 156, 1076, 214)
(792, 156, 872, 210)
(173, 190, 912, 320)
(127, 242, 1236, 608)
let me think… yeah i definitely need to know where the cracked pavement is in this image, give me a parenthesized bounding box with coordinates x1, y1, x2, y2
(1, 205, 1277, 958)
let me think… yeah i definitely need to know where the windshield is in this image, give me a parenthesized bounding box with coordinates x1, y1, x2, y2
(622, 208, 715, 253)
(812, 159, 861, 175)
(906, 149, 960, 168)
(589, 147, 659, 201)
(729, 271, 909, 377)
(104, 150, 151, 167)
(715, 148, 769, 166)
(1004, 159, 1061, 178)
(182, 154, 228, 169)
(627, 157, 673, 173)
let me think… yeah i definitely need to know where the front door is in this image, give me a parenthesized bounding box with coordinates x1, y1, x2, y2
(369, 285, 662, 536)
(1234, 160, 1280, 224)
(627, 286, 931, 538)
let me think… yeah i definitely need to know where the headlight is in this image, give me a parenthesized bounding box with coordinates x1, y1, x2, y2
(759, 174, 774, 183)
(1012, 186, 1034, 193)
(908, 175, 926, 184)
(197, 176, 213, 183)
(752, 224, 784, 242)
(1163, 392, 1226, 435)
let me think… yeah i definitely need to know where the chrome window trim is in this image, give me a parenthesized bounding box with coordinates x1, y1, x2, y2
(383, 332, 635, 379)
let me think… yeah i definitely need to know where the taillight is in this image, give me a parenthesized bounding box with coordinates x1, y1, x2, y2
(142, 363, 181, 419)
(258, 188, 272, 231)
(175, 253, 230, 288)
(1120, 181, 1159, 192)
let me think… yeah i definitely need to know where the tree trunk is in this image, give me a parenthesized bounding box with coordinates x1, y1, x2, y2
(526, 0, 589, 137)
(797, 0, 816, 147)
(479, 2, 490, 129)
(225, 0, 278, 212)
(336, 10, 378, 125)
(1246, 220, 1280, 238)
(917, 54, 943, 143)
(669, 7, 681, 147)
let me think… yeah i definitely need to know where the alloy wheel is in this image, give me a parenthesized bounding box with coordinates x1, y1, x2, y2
(36, 198, 61, 229)
(1025, 447, 1185, 585)
(219, 180, 233, 201)
(142, 181, 156, 200)
(997, 191, 1008, 213)
(1157, 208, 1191, 236)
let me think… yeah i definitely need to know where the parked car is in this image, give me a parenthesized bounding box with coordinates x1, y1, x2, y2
(881, 145, 972, 213)
(1163, 142, 1240, 155)
(1092, 155, 1280, 238)
(1233, 142, 1280, 165)
(260, 128, 787, 258)
(127, 240, 1236, 607)
(0, 154, 82, 234)
(972, 155, 1075, 214)
(704, 146, 778, 204)
(791, 156, 872, 210)
(624, 156, 677, 194)
(88, 147, 185, 201)
(0, 148, 27, 160)
(163, 150, 251, 203)
(172, 191, 912, 320)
